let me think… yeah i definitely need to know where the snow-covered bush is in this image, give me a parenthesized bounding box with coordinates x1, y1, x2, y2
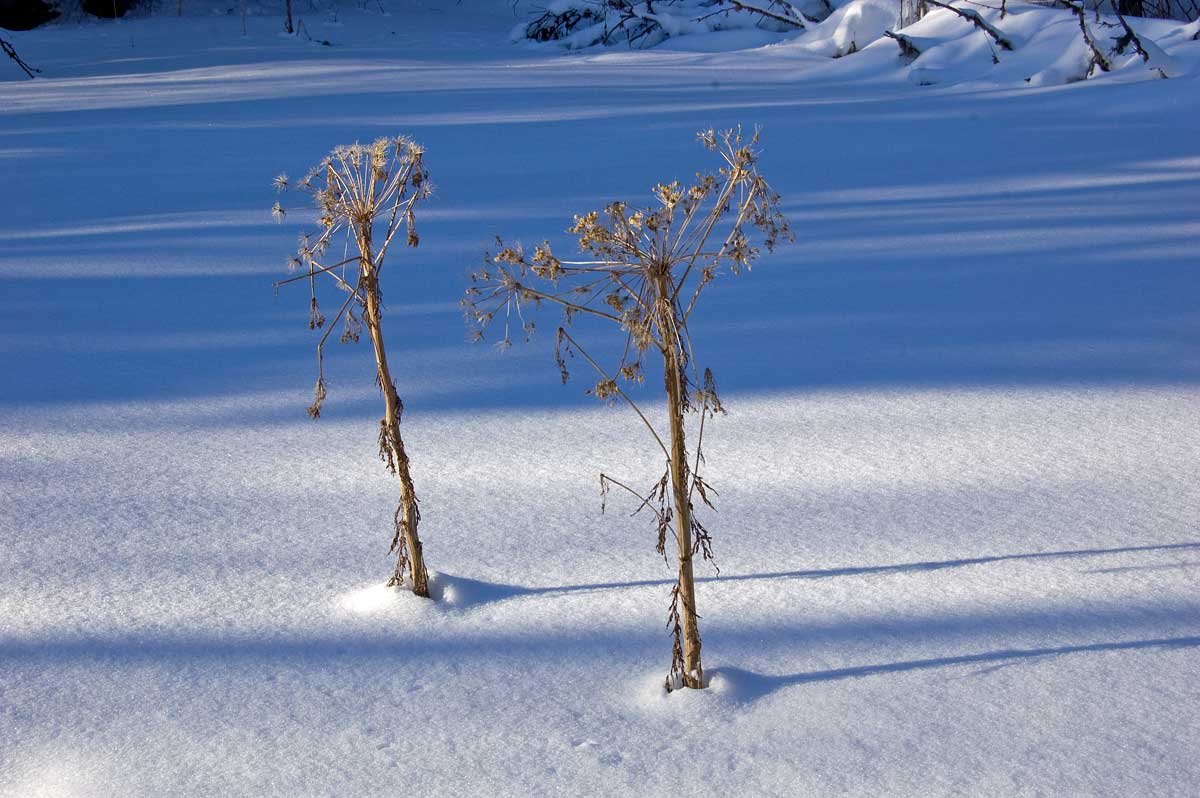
(1049, 0, 1182, 78)
(870, 0, 1193, 87)
(515, 0, 1196, 88)
(796, 0, 897, 56)
(517, 0, 831, 49)
(465, 128, 792, 690)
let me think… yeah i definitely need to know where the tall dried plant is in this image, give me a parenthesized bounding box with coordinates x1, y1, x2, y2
(464, 128, 791, 689)
(273, 136, 433, 597)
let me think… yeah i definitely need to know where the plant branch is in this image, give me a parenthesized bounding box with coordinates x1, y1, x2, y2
(513, 283, 625, 325)
(599, 473, 660, 518)
(559, 327, 671, 460)
(272, 256, 360, 289)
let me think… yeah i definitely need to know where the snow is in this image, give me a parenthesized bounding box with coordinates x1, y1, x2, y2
(2, 0, 1200, 795)
(794, 0, 900, 58)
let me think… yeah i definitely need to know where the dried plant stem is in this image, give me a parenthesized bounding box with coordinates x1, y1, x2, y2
(360, 230, 429, 598)
(658, 273, 703, 688)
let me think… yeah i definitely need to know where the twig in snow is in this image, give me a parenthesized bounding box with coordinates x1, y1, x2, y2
(1057, 0, 1111, 72)
(1114, 14, 1169, 78)
(1, 36, 39, 79)
(884, 29, 923, 59)
(923, 0, 1014, 50)
(722, 0, 810, 28)
(295, 19, 332, 45)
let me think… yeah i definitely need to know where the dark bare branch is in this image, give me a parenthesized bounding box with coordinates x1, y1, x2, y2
(923, 0, 1015, 50)
(1056, 0, 1111, 72)
(1115, 15, 1170, 78)
(723, 0, 809, 28)
(884, 29, 924, 59)
(1, 36, 39, 79)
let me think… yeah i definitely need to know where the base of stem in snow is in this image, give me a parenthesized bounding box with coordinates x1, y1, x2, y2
(664, 670, 709, 692)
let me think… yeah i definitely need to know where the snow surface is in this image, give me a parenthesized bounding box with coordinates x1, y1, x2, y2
(2, 1, 1200, 795)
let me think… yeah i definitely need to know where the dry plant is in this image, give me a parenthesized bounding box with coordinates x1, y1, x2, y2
(273, 136, 433, 597)
(464, 128, 792, 690)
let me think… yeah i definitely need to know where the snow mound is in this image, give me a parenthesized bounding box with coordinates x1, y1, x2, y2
(796, 0, 898, 58)
(339, 583, 402, 614)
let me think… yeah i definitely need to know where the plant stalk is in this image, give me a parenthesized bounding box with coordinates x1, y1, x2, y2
(361, 227, 429, 598)
(657, 272, 703, 689)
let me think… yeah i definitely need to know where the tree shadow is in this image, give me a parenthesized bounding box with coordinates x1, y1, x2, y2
(709, 635, 1200, 704)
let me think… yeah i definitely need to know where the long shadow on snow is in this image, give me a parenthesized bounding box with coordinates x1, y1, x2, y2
(1, 88, 1198, 415)
(4, 617, 1198, 681)
(710, 635, 1200, 704)
(4, 547, 1198, 670)
(436, 541, 1200, 610)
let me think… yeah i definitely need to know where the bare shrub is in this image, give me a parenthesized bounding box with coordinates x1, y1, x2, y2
(465, 128, 792, 690)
